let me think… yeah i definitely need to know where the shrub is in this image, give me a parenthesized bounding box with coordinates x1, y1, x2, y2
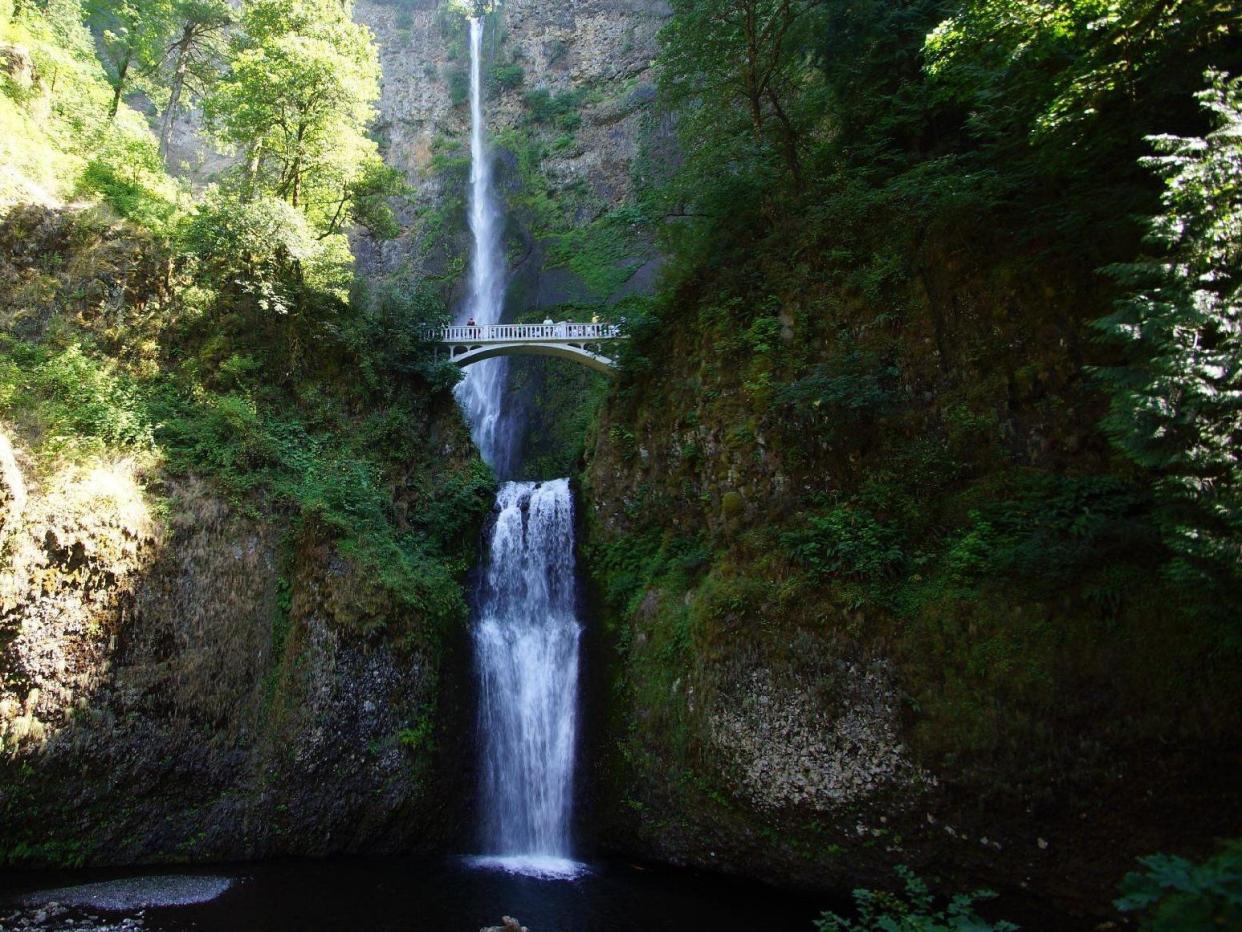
(0, 338, 154, 460)
(447, 66, 469, 106)
(782, 506, 905, 580)
(775, 349, 898, 423)
(816, 866, 1018, 931)
(179, 192, 317, 316)
(523, 86, 584, 125)
(490, 62, 523, 91)
(1116, 838, 1242, 931)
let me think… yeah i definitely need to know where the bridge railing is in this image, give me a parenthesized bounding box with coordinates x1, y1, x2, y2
(423, 322, 624, 343)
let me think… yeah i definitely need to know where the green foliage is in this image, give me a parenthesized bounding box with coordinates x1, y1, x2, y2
(204, 0, 383, 234)
(347, 158, 409, 240)
(490, 61, 523, 92)
(79, 134, 180, 228)
(0, 2, 183, 215)
(544, 207, 644, 299)
(0, 838, 88, 869)
(523, 86, 584, 130)
(148, 378, 486, 635)
(782, 506, 905, 580)
(590, 526, 709, 620)
(925, 0, 1233, 144)
(816, 866, 1018, 932)
(1116, 839, 1242, 931)
(775, 349, 899, 431)
(396, 717, 433, 753)
(84, 0, 177, 116)
(1095, 71, 1242, 584)
(446, 65, 469, 106)
(0, 337, 154, 460)
(941, 473, 1152, 594)
(179, 191, 320, 315)
(344, 277, 455, 388)
(656, 0, 827, 245)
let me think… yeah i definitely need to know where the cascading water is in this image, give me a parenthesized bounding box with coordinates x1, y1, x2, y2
(472, 480, 582, 876)
(455, 17, 516, 476)
(457, 17, 584, 879)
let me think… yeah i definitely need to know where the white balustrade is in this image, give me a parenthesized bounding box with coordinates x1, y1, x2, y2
(423, 323, 624, 343)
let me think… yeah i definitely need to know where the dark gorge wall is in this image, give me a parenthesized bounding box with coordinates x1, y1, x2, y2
(579, 227, 1242, 915)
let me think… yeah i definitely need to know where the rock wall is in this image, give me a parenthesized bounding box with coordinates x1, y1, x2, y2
(352, 0, 670, 311)
(579, 228, 1242, 916)
(0, 201, 486, 867)
(0, 443, 476, 866)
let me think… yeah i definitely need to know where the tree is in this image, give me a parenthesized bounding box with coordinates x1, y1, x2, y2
(1095, 70, 1242, 583)
(660, 0, 823, 197)
(156, 0, 232, 157)
(924, 0, 1238, 150)
(181, 191, 318, 317)
(204, 0, 384, 232)
(85, 0, 176, 119)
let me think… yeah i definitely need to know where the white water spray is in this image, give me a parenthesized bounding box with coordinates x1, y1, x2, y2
(457, 17, 584, 880)
(472, 480, 582, 878)
(455, 17, 515, 475)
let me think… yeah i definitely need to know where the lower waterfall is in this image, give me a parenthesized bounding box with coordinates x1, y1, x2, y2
(469, 480, 583, 877)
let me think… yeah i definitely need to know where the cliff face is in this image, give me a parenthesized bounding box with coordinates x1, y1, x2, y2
(0, 435, 480, 866)
(354, 0, 668, 303)
(0, 200, 487, 866)
(579, 231, 1242, 912)
(0, 439, 480, 866)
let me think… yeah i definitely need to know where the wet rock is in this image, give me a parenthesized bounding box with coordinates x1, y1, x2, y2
(481, 917, 529, 932)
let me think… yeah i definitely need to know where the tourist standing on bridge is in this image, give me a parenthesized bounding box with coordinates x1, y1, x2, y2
(467, 315, 478, 337)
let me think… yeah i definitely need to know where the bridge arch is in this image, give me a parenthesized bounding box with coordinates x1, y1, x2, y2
(449, 341, 618, 376)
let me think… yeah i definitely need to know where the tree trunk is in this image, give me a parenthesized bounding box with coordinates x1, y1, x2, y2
(765, 85, 802, 190)
(159, 26, 194, 159)
(244, 142, 263, 201)
(109, 50, 132, 121)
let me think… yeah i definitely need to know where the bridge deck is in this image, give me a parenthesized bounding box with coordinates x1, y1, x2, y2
(422, 323, 626, 375)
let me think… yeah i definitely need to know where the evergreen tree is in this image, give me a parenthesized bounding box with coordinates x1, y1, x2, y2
(1096, 70, 1242, 583)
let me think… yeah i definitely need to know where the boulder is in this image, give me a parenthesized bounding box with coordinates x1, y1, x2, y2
(0, 43, 36, 91)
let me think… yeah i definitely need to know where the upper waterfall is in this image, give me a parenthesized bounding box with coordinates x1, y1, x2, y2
(454, 17, 515, 475)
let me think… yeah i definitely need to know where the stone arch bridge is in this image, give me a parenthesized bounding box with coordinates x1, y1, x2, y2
(423, 323, 626, 376)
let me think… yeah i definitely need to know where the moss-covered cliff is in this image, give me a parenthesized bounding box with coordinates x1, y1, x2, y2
(578, 0, 1242, 918)
(0, 201, 492, 867)
(582, 233, 1242, 914)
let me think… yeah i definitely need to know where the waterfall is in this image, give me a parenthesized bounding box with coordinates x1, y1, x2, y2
(456, 17, 584, 880)
(472, 480, 582, 876)
(455, 16, 515, 477)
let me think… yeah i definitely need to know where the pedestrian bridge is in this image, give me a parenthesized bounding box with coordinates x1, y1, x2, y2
(423, 322, 626, 375)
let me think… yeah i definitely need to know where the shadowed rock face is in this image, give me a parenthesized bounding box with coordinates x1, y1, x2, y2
(0, 464, 470, 866)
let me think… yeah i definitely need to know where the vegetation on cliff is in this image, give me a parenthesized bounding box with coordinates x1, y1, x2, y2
(584, 0, 1242, 909)
(0, 0, 489, 866)
(1, 0, 486, 640)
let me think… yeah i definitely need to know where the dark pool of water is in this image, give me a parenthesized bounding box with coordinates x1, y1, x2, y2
(0, 855, 827, 932)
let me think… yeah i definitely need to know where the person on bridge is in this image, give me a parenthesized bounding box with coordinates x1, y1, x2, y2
(467, 315, 478, 337)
